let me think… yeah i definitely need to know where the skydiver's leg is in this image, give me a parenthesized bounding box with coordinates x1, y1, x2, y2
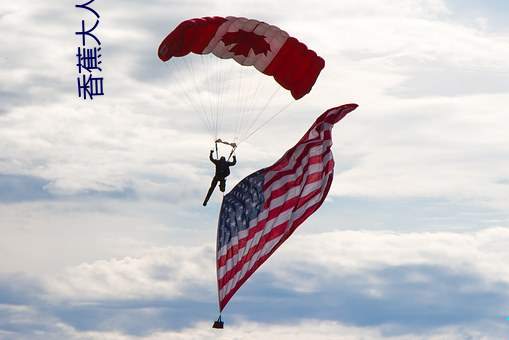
(203, 178, 219, 206)
(219, 178, 226, 192)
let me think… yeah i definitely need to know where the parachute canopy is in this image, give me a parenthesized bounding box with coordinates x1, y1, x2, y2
(158, 16, 325, 100)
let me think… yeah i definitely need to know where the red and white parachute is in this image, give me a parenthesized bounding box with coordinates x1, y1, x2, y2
(158, 16, 325, 147)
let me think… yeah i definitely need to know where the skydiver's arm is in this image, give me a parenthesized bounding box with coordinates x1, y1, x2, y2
(209, 150, 215, 162)
(229, 156, 237, 166)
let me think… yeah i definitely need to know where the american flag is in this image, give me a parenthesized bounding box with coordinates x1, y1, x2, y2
(216, 104, 358, 311)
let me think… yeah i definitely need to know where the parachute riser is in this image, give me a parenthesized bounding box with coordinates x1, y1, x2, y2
(215, 138, 237, 161)
(227, 147, 236, 162)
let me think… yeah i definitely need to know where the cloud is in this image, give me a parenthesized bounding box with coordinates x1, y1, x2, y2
(0, 174, 53, 202)
(2, 0, 508, 210)
(43, 244, 216, 302)
(61, 319, 505, 340)
(1, 224, 509, 338)
(1, 0, 508, 339)
(270, 227, 509, 287)
(0, 227, 502, 338)
(1, 309, 503, 340)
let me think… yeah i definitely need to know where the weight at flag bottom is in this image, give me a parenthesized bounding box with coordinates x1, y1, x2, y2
(216, 103, 358, 311)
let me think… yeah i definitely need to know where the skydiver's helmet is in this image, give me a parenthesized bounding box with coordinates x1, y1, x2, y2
(220, 157, 226, 162)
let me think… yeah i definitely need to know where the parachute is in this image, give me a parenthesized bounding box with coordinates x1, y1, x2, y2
(158, 16, 325, 147)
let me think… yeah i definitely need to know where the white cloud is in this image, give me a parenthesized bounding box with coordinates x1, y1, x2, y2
(4, 316, 503, 340)
(1, 0, 508, 338)
(44, 244, 216, 302)
(142, 320, 502, 340)
(330, 93, 509, 209)
(267, 227, 509, 292)
(36, 227, 509, 316)
(2, 0, 508, 210)
(1, 226, 508, 338)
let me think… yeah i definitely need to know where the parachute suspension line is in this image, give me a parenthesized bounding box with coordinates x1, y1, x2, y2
(227, 144, 237, 162)
(237, 65, 254, 139)
(239, 78, 283, 142)
(240, 99, 295, 144)
(235, 67, 266, 143)
(200, 54, 216, 140)
(233, 63, 245, 144)
(215, 58, 235, 142)
(231, 64, 278, 146)
(163, 61, 215, 141)
(212, 56, 222, 140)
(181, 56, 217, 141)
(200, 55, 238, 143)
(201, 54, 225, 140)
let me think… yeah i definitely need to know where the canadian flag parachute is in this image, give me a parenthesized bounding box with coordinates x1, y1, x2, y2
(158, 16, 325, 100)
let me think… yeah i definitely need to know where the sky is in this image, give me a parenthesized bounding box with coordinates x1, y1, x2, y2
(1, 0, 508, 339)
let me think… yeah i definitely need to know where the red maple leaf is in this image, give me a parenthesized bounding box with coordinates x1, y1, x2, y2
(221, 30, 271, 57)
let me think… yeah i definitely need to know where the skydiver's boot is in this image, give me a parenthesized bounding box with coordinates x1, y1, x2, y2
(203, 183, 216, 206)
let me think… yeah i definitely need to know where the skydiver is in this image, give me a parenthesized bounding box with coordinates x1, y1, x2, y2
(203, 149, 237, 206)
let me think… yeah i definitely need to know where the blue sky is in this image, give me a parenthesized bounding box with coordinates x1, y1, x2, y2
(1, 0, 508, 339)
